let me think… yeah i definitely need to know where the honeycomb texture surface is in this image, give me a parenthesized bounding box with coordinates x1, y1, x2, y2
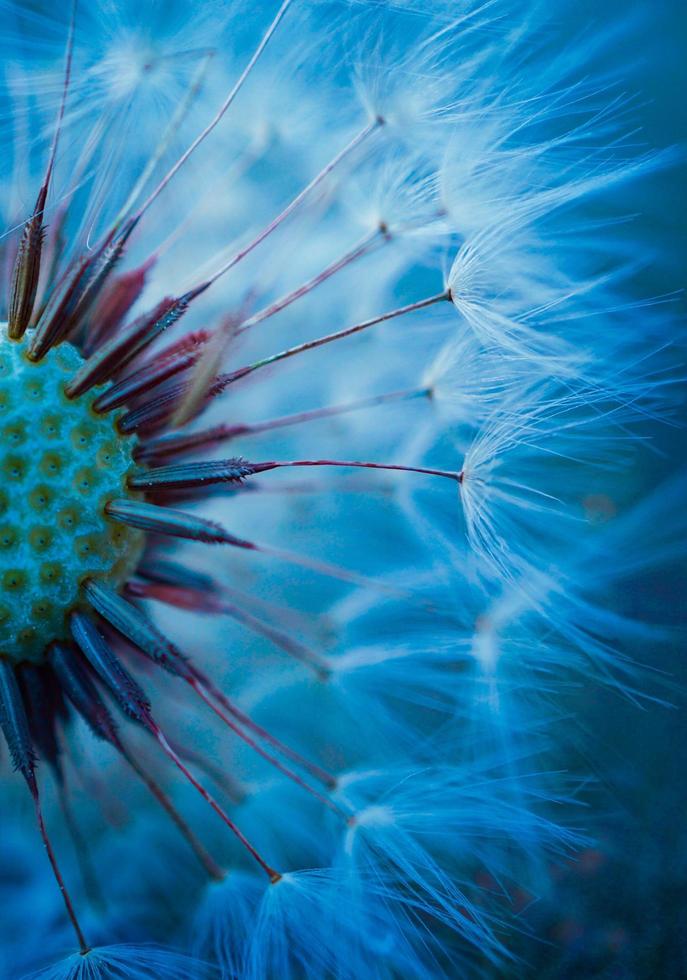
(0, 331, 144, 663)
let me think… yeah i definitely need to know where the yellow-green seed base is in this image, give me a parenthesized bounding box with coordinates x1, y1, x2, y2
(0, 330, 144, 663)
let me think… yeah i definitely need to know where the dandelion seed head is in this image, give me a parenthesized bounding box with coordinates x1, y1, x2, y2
(0, 332, 142, 662)
(0, 0, 679, 975)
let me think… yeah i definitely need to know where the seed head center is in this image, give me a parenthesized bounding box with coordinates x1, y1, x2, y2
(0, 331, 144, 663)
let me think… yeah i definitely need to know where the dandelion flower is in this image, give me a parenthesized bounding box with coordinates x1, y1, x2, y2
(0, 0, 680, 976)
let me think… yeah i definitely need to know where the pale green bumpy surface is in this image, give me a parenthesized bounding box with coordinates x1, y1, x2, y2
(0, 330, 144, 663)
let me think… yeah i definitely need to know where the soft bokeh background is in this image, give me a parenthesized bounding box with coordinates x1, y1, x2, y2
(514, 2, 686, 975)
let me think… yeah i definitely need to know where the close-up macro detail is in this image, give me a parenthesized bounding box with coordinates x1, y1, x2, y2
(0, 0, 684, 977)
